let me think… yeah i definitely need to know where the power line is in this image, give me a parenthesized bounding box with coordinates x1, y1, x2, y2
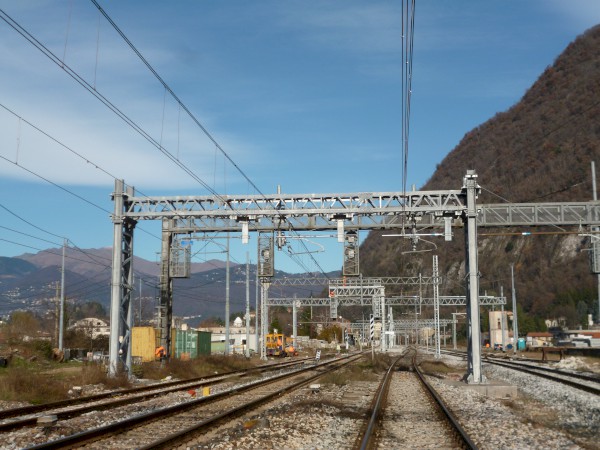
(88, 2, 330, 277)
(0, 102, 166, 245)
(0, 8, 226, 202)
(89, 0, 269, 202)
(401, 0, 416, 198)
(0, 224, 62, 248)
(1, 5, 329, 277)
(0, 155, 111, 214)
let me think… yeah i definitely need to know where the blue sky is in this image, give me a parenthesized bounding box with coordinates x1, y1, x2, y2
(1, 1, 599, 274)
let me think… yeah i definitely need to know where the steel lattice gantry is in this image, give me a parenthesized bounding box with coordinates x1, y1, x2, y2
(386, 295, 506, 306)
(349, 319, 455, 331)
(109, 170, 600, 382)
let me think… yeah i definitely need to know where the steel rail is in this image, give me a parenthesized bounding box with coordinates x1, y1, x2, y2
(0, 357, 312, 431)
(415, 353, 479, 450)
(24, 354, 361, 450)
(483, 353, 600, 383)
(484, 358, 600, 395)
(443, 348, 600, 390)
(142, 353, 365, 450)
(356, 351, 407, 450)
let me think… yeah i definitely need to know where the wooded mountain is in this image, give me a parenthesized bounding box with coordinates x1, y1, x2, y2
(360, 25, 600, 329)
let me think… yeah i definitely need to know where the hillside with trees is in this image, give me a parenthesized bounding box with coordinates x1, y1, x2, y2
(360, 24, 600, 330)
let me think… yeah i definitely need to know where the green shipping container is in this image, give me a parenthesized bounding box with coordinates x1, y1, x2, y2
(174, 329, 199, 359)
(198, 331, 211, 355)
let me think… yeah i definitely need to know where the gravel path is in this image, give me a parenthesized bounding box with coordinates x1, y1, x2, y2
(378, 371, 458, 449)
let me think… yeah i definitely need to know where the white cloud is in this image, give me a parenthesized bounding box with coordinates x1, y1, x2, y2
(0, 3, 263, 192)
(545, 0, 600, 31)
(275, 2, 403, 54)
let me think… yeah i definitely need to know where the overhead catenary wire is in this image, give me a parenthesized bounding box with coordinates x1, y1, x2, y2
(0, 4, 328, 277)
(0, 200, 160, 283)
(88, 1, 330, 277)
(0, 101, 165, 244)
(401, 0, 416, 199)
(89, 0, 269, 202)
(0, 8, 226, 203)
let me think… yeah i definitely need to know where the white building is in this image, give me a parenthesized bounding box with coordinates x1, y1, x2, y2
(489, 310, 511, 348)
(198, 316, 257, 354)
(69, 318, 110, 339)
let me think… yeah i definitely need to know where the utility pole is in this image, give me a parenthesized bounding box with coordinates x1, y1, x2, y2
(501, 286, 506, 350)
(592, 161, 600, 324)
(139, 277, 142, 326)
(511, 264, 519, 355)
(245, 252, 250, 358)
(225, 233, 230, 356)
(433, 255, 441, 359)
(255, 264, 259, 353)
(464, 171, 485, 384)
(54, 282, 60, 348)
(59, 238, 66, 351)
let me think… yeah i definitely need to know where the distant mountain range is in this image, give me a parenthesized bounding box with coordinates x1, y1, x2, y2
(0, 247, 338, 321)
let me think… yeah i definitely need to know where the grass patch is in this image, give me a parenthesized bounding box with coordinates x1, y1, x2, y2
(320, 370, 348, 386)
(344, 364, 379, 381)
(0, 360, 132, 404)
(418, 359, 456, 376)
(356, 353, 395, 373)
(76, 362, 131, 389)
(137, 354, 259, 381)
(319, 357, 385, 386)
(0, 365, 70, 404)
(0, 353, 262, 405)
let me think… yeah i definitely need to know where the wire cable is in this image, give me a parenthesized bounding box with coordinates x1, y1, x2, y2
(0, 8, 227, 203)
(89, 0, 269, 202)
(88, 1, 331, 277)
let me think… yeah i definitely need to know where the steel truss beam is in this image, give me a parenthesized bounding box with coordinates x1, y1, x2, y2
(270, 276, 439, 286)
(329, 286, 385, 297)
(267, 297, 370, 307)
(110, 171, 600, 379)
(266, 295, 505, 308)
(350, 319, 454, 330)
(386, 295, 506, 306)
(479, 203, 600, 226)
(121, 190, 466, 230)
(120, 195, 600, 232)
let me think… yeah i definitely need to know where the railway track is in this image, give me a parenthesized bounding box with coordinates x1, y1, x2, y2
(358, 348, 477, 450)
(441, 348, 600, 394)
(0, 357, 313, 440)
(18, 354, 360, 449)
(7, 348, 594, 448)
(484, 357, 600, 395)
(0, 356, 313, 423)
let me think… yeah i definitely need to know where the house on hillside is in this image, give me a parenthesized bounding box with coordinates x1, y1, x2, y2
(526, 332, 553, 348)
(69, 318, 110, 339)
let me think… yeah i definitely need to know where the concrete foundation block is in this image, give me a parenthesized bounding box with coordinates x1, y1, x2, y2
(441, 378, 518, 399)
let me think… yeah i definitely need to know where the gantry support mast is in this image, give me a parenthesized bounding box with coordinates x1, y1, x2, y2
(109, 180, 136, 375)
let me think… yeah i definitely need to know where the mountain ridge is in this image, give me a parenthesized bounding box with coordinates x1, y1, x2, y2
(0, 248, 338, 320)
(360, 24, 600, 329)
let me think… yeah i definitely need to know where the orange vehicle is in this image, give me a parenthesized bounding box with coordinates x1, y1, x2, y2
(265, 333, 297, 356)
(284, 336, 298, 356)
(265, 333, 285, 356)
